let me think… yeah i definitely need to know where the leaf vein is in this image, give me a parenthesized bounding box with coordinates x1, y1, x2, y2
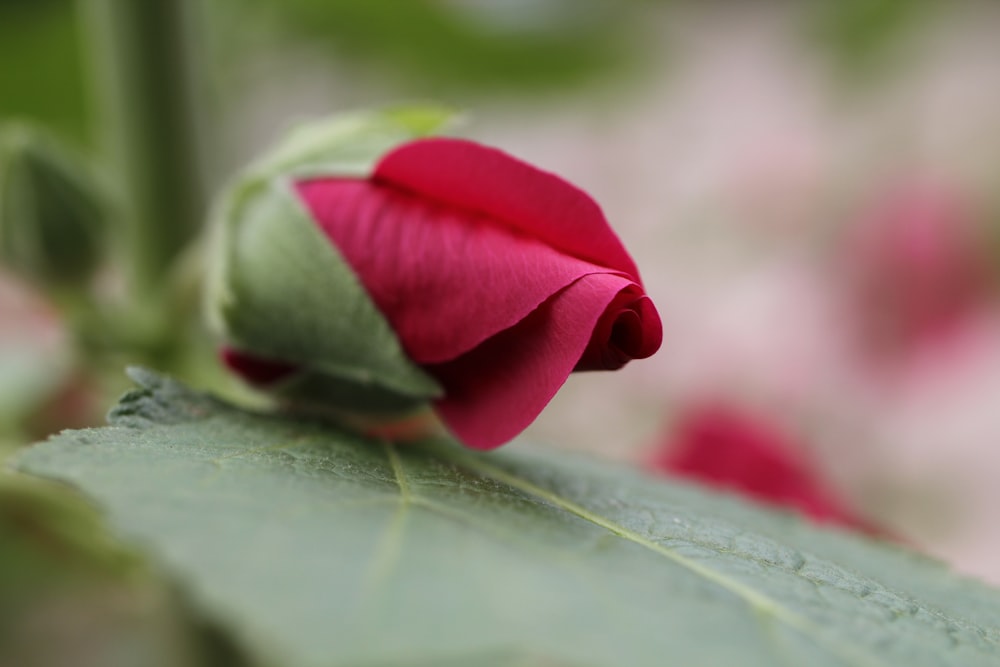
(455, 456, 886, 667)
(361, 442, 412, 607)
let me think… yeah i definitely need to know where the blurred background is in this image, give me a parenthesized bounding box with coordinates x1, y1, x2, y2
(3, 1, 1000, 644)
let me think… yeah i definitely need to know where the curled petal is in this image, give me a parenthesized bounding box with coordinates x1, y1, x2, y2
(374, 137, 643, 282)
(577, 287, 661, 371)
(427, 273, 647, 449)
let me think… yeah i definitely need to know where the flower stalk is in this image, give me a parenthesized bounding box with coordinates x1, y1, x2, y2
(80, 0, 205, 301)
(78, 0, 207, 364)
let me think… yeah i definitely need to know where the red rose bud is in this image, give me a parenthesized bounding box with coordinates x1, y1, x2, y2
(208, 109, 661, 449)
(648, 403, 880, 533)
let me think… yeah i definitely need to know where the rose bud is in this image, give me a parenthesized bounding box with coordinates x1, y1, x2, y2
(207, 108, 661, 449)
(0, 124, 107, 288)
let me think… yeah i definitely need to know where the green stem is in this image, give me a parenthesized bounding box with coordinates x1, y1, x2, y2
(79, 0, 205, 305)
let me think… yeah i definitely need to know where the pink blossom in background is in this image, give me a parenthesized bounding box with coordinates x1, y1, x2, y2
(842, 180, 992, 363)
(0, 271, 78, 429)
(647, 402, 881, 534)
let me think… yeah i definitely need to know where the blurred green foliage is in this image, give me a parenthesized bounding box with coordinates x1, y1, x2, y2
(808, 0, 937, 82)
(227, 0, 635, 94)
(0, 473, 138, 592)
(0, 123, 107, 288)
(0, 0, 88, 142)
(0, 473, 172, 667)
(0, 472, 251, 667)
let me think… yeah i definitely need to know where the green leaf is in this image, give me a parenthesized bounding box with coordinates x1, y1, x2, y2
(16, 370, 1000, 666)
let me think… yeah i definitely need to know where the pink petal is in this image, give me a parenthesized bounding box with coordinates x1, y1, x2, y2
(296, 179, 624, 363)
(373, 137, 643, 283)
(221, 347, 298, 386)
(426, 272, 638, 450)
(576, 287, 661, 371)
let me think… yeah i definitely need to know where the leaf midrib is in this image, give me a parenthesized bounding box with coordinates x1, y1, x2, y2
(423, 446, 885, 667)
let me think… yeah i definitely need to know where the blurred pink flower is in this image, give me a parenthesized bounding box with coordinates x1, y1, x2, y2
(647, 402, 881, 533)
(843, 180, 992, 361)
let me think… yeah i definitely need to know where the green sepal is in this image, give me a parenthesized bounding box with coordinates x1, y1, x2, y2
(206, 106, 458, 409)
(243, 105, 461, 181)
(0, 123, 108, 287)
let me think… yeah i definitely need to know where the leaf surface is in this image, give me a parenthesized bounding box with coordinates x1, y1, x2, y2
(16, 370, 1000, 667)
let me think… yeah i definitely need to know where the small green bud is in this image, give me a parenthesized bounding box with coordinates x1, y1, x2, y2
(0, 125, 108, 287)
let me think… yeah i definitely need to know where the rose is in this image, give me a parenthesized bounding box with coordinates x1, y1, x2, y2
(210, 110, 661, 449)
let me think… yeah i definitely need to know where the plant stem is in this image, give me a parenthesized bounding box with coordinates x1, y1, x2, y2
(79, 0, 205, 303)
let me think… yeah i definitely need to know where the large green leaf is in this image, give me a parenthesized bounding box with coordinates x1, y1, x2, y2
(16, 370, 1000, 666)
